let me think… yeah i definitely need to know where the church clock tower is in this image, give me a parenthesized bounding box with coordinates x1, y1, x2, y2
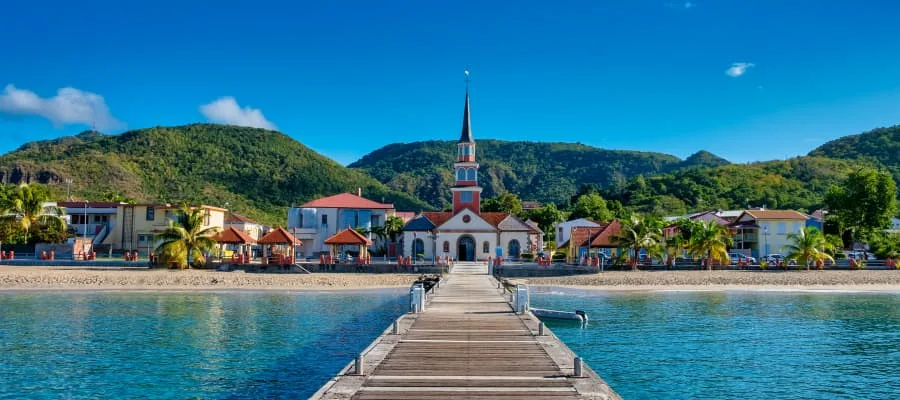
(451, 86, 482, 214)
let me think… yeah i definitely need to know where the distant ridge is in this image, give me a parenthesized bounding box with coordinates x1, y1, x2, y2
(0, 124, 432, 224)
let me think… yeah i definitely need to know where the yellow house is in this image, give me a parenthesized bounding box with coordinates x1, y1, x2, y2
(102, 204, 226, 253)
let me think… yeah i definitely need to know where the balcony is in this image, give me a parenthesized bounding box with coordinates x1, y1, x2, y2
(733, 233, 758, 243)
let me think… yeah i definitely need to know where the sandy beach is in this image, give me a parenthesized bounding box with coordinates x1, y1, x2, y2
(0, 267, 421, 291)
(524, 270, 900, 292)
(2, 267, 900, 292)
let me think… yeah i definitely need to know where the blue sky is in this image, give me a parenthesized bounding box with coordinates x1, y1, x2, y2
(2, 0, 900, 165)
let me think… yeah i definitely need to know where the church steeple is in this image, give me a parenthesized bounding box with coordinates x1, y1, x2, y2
(459, 89, 474, 143)
(451, 68, 482, 214)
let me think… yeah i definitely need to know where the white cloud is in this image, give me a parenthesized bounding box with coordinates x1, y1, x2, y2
(725, 62, 755, 77)
(199, 97, 276, 130)
(0, 84, 124, 130)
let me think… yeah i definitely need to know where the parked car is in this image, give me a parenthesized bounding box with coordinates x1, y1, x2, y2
(846, 251, 871, 260)
(764, 254, 784, 264)
(729, 252, 757, 264)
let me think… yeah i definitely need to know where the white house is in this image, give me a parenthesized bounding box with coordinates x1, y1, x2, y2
(224, 212, 266, 241)
(286, 192, 395, 257)
(554, 218, 602, 249)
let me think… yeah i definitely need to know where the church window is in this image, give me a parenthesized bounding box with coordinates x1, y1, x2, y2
(457, 169, 465, 181)
(482, 241, 490, 253)
(443, 241, 450, 253)
(460, 191, 473, 203)
(466, 168, 476, 181)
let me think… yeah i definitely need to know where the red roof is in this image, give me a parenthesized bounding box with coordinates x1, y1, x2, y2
(225, 212, 259, 225)
(324, 228, 373, 245)
(394, 211, 417, 222)
(300, 193, 394, 209)
(422, 212, 453, 227)
(565, 220, 622, 248)
(58, 201, 121, 208)
(480, 212, 510, 227)
(258, 227, 300, 245)
(213, 226, 256, 244)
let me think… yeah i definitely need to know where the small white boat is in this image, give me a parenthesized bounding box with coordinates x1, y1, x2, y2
(531, 308, 588, 323)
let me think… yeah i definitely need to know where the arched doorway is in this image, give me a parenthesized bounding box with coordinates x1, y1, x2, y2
(457, 235, 476, 261)
(413, 238, 424, 258)
(508, 239, 521, 258)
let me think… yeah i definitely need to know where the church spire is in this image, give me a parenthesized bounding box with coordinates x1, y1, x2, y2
(459, 68, 474, 143)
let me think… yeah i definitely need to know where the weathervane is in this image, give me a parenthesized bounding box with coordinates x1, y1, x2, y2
(464, 65, 471, 89)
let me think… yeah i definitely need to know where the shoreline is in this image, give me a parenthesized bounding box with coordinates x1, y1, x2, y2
(2, 267, 900, 293)
(532, 284, 900, 293)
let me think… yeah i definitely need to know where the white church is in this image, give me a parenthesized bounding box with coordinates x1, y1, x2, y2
(400, 87, 540, 261)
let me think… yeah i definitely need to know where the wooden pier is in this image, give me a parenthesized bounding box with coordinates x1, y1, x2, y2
(312, 262, 620, 399)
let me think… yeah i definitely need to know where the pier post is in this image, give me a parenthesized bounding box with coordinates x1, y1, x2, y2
(573, 356, 583, 378)
(538, 322, 544, 336)
(355, 354, 365, 375)
(392, 320, 399, 335)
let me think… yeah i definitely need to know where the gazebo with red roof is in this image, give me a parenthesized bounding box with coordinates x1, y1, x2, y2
(213, 227, 256, 263)
(324, 227, 373, 262)
(257, 227, 301, 265)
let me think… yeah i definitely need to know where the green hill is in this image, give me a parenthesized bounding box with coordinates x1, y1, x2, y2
(349, 140, 699, 208)
(809, 125, 900, 183)
(0, 124, 431, 225)
(601, 156, 866, 216)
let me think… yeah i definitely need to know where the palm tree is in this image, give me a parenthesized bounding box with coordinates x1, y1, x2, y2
(154, 208, 221, 269)
(612, 216, 662, 271)
(784, 227, 834, 271)
(665, 234, 686, 267)
(0, 184, 66, 244)
(687, 220, 732, 270)
(383, 216, 404, 243)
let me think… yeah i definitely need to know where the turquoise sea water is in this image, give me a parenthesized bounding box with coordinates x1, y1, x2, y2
(3, 289, 899, 399)
(0, 290, 406, 399)
(532, 287, 900, 400)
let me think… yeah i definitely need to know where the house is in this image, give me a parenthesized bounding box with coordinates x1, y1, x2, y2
(554, 218, 602, 249)
(59, 202, 227, 253)
(57, 201, 123, 247)
(729, 209, 808, 258)
(662, 211, 730, 239)
(286, 192, 397, 257)
(522, 201, 541, 211)
(399, 86, 537, 261)
(562, 220, 623, 262)
(224, 212, 266, 241)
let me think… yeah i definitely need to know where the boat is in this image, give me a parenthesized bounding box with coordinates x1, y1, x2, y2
(531, 308, 588, 323)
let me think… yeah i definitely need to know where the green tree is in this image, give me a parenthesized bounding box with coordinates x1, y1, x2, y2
(571, 193, 613, 222)
(481, 192, 523, 215)
(526, 204, 566, 240)
(687, 220, 732, 270)
(383, 215, 404, 242)
(0, 184, 67, 244)
(784, 227, 835, 270)
(868, 233, 900, 260)
(825, 168, 898, 241)
(612, 215, 662, 271)
(154, 208, 221, 269)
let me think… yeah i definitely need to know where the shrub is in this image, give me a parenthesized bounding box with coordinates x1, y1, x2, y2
(520, 253, 535, 261)
(552, 251, 567, 261)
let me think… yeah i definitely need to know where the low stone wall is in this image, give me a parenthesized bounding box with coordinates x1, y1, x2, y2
(289, 263, 445, 274)
(0, 259, 150, 268)
(495, 264, 599, 277)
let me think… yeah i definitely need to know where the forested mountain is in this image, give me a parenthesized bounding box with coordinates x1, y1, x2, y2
(809, 125, 900, 182)
(349, 140, 722, 209)
(600, 156, 866, 216)
(0, 124, 431, 225)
